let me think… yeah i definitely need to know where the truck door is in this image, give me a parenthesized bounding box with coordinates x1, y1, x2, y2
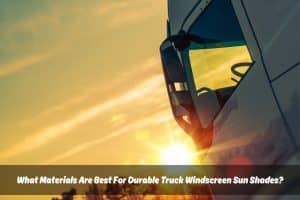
(236, 0, 300, 150)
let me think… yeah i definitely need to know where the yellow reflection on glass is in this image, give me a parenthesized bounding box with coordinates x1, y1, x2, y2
(189, 45, 252, 91)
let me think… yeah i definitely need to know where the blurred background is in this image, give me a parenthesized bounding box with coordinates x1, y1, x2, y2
(0, 0, 198, 165)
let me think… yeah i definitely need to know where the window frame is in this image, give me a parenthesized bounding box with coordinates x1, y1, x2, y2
(180, 0, 255, 127)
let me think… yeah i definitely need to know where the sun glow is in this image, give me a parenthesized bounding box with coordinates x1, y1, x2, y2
(160, 142, 198, 165)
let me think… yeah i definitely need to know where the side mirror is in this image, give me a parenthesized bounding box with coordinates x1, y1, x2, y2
(160, 39, 214, 149)
(160, 39, 211, 146)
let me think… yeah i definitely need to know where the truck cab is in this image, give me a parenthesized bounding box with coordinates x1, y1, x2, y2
(160, 0, 300, 166)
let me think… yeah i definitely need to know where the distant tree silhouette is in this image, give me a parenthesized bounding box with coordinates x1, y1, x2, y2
(51, 180, 215, 200)
(61, 188, 76, 200)
(105, 182, 124, 200)
(85, 183, 105, 200)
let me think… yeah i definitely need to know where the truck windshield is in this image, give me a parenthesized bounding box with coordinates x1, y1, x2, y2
(188, 0, 252, 96)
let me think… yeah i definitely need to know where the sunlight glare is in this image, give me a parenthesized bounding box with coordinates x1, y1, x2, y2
(160, 142, 197, 165)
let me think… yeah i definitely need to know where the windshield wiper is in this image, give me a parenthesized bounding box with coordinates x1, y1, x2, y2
(168, 31, 220, 51)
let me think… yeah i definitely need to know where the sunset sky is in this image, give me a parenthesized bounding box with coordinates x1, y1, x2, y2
(0, 0, 197, 165)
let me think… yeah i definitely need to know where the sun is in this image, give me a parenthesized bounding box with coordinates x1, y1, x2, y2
(159, 142, 198, 165)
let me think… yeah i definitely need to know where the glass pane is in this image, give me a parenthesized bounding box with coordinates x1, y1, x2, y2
(190, 0, 244, 45)
(189, 44, 252, 93)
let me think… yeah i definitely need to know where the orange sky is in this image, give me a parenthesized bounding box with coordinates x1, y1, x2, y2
(0, 0, 199, 165)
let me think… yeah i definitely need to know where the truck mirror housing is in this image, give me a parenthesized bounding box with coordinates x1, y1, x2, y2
(160, 39, 212, 149)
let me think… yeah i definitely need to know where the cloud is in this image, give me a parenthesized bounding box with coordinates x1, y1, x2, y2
(0, 1, 167, 162)
(97, 1, 131, 15)
(0, 5, 64, 38)
(0, 74, 165, 160)
(97, 0, 162, 28)
(19, 56, 161, 125)
(0, 53, 50, 77)
(107, 8, 156, 28)
(46, 110, 173, 163)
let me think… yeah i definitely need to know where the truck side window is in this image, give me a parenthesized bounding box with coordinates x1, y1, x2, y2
(189, 42, 252, 95)
(188, 0, 252, 104)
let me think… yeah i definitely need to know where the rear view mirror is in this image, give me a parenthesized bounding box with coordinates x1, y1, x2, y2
(160, 39, 204, 139)
(160, 39, 214, 149)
